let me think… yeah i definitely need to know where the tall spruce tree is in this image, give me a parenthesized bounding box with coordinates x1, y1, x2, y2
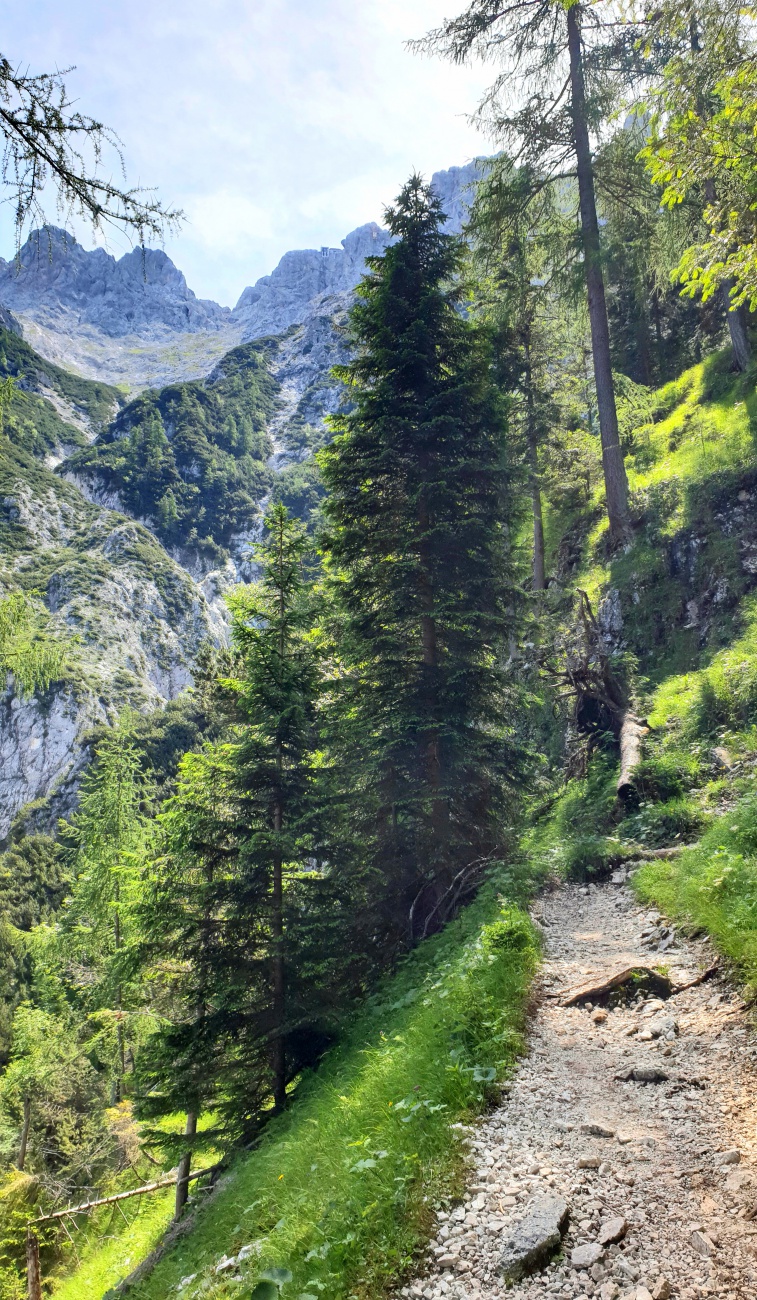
(320, 175, 519, 948)
(138, 506, 325, 1157)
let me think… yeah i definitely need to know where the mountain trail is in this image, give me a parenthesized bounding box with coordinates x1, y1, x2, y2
(403, 880, 757, 1300)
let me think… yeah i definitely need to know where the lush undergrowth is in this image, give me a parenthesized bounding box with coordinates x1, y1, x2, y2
(629, 597, 757, 989)
(51, 882, 536, 1300)
(46, 1111, 224, 1300)
(51, 1186, 175, 1300)
(634, 805, 757, 990)
(533, 353, 757, 990)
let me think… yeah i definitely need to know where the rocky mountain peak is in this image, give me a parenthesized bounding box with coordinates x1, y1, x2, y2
(230, 162, 484, 344)
(0, 226, 231, 339)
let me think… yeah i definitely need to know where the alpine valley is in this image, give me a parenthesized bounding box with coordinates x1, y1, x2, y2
(0, 163, 480, 839)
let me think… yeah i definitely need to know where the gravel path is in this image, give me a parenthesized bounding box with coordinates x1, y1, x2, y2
(402, 880, 757, 1300)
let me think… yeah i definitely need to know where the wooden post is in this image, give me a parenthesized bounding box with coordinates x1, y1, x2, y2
(26, 1226, 41, 1300)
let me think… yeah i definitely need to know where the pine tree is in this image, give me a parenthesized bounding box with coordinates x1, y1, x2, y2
(320, 175, 519, 948)
(226, 504, 322, 1112)
(137, 505, 325, 1152)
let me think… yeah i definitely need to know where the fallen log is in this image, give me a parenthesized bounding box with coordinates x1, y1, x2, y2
(34, 1164, 219, 1223)
(617, 711, 649, 799)
(557, 964, 674, 1007)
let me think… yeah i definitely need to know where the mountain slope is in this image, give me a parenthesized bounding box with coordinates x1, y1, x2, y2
(0, 330, 232, 838)
(0, 160, 483, 840)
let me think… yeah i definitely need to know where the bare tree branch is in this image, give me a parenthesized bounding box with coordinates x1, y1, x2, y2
(0, 55, 183, 251)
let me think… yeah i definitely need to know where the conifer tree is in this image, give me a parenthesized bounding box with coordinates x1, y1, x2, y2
(138, 506, 324, 1148)
(59, 715, 152, 1100)
(320, 175, 518, 947)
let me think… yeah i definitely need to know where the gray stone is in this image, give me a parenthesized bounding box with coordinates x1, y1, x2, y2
(690, 1229, 715, 1256)
(499, 1195, 569, 1282)
(715, 1148, 740, 1166)
(647, 1017, 678, 1040)
(598, 1217, 628, 1246)
(613, 1258, 639, 1283)
(571, 1243, 605, 1270)
(614, 1065, 670, 1083)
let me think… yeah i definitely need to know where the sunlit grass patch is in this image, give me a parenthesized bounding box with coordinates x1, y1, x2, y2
(634, 798, 757, 993)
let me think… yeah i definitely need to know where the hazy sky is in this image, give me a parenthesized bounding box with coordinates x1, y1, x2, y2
(1, 2, 491, 306)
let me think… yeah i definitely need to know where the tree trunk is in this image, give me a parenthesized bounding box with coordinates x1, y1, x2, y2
(524, 344, 546, 590)
(722, 281, 751, 372)
(271, 799, 286, 1114)
(174, 1110, 197, 1220)
(18, 1096, 31, 1171)
(114, 879, 124, 1103)
(418, 485, 447, 855)
(566, 3, 631, 546)
(617, 711, 649, 800)
(26, 1227, 42, 1300)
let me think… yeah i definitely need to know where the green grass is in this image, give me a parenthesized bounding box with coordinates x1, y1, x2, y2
(634, 798, 757, 992)
(51, 1187, 175, 1300)
(55, 884, 536, 1300)
(47, 1111, 224, 1300)
(552, 355, 757, 675)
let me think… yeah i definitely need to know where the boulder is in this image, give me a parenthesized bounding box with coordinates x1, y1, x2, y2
(499, 1195, 569, 1282)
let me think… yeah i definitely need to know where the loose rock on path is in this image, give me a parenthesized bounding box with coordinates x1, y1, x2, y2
(401, 879, 757, 1300)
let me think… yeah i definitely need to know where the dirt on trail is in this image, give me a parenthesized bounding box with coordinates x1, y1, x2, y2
(401, 879, 757, 1300)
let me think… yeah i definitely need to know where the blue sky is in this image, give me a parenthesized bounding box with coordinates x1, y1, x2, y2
(1, 1, 490, 306)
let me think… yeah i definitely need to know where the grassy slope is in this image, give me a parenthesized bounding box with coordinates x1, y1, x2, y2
(532, 350, 757, 988)
(51, 885, 537, 1300)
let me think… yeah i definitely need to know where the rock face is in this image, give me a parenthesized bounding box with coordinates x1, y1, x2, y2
(231, 161, 483, 345)
(231, 222, 392, 341)
(0, 227, 230, 338)
(0, 162, 485, 393)
(0, 463, 231, 837)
